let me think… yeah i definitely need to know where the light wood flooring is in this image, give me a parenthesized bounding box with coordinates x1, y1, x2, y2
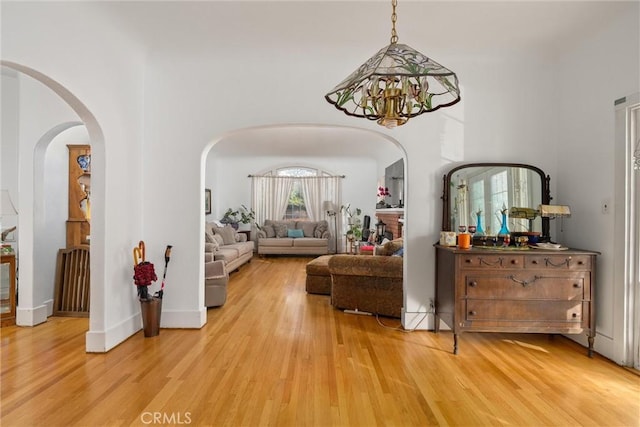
(1, 255, 639, 426)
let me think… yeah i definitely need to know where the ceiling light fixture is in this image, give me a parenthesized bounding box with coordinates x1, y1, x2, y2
(325, 0, 461, 129)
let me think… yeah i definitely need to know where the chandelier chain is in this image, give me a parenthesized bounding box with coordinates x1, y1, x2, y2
(390, 0, 398, 44)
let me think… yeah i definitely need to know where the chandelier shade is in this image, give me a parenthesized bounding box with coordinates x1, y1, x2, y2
(325, 0, 461, 128)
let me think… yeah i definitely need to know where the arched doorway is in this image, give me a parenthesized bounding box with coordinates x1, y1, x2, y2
(1, 61, 107, 351)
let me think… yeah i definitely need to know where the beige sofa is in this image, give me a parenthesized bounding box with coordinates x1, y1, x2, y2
(256, 219, 329, 255)
(205, 223, 254, 272)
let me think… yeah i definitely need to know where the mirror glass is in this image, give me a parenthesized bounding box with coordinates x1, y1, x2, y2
(442, 163, 550, 240)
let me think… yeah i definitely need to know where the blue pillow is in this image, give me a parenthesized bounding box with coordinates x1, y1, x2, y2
(287, 228, 304, 238)
(392, 247, 404, 257)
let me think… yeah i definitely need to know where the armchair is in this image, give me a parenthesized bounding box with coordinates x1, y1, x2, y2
(205, 260, 228, 307)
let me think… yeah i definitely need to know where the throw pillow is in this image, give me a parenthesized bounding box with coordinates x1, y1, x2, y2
(263, 224, 276, 238)
(212, 234, 225, 247)
(205, 223, 216, 243)
(216, 225, 237, 245)
(392, 247, 404, 257)
(381, 238, 403, 256)
(314, 222, 328, 238)
(287, 228, 304, 238)
(273, 223, 288, 238)
(300, 222, 316, 237)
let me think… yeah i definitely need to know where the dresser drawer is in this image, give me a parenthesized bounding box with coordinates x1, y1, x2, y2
(465, 274, 588, 300)
(465, 300, 583, 322)
(459, 254, 524, 269)
(526, 254, 591, 270)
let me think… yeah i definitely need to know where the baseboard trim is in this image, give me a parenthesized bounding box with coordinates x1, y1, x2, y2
(16, 304, 48, 326)
(85, 307, 207, 353)
(402, 310, 434, 330)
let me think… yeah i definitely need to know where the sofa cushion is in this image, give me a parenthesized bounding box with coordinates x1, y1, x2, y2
(273, 223, 288, 238)
(226, 241, 254, 256)
(377, 238, 403, 256)
(262, 224, 276, 238)
(214, 248, 239, 263)
(299, 222, 316, 237)
(314, 221, 328, 238)
(205, 241, 219, 253)
(293, 238, 328, 248)
(212, 234, 225, 247)
(259, 237, 294, 247)
(215, 225, 237, 245)
(287, 228, 304, 238)
(205, 223, 216, 243)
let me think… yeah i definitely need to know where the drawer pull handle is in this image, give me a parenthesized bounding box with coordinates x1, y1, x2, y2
(465, 259, 472, 263)
(468, 281, 477, 287)
(572, 313, 578, 318)
(509, 275, 542, 287)
(532, 260, 539, 264)
(573, 283, 581, 288)
(545, 257, 572, 268)
(510, 259, 519, 265)
(479, 257, 503, 267)
(468, 311, 477, 316)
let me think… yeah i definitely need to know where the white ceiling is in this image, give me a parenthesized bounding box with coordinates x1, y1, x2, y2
(93, 1, 633, 159)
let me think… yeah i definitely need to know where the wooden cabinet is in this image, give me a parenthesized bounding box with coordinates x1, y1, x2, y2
(1, 254, 16, 326)
(66, 145, 91, 246)
(435, 245, 598, 356)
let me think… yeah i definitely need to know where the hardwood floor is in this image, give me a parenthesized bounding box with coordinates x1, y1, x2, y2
(2, 255, 639, 426)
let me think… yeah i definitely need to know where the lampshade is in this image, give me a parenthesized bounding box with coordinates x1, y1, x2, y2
(1, 190, 17, 216)
(539, 204, 571, 218)
(509, 207, 539, 220)
(325, 0, 461, 129)
(323, 201, 336, 214)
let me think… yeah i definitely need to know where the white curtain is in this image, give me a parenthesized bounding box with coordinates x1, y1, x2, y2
(251, 176, 294, 225)
(299, 176, 342, 252)
(299, 176, 342, 221)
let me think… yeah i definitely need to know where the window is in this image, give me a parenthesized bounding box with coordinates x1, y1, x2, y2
(277, 167, 317, 220)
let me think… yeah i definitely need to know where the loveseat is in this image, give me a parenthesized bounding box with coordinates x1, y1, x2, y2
(205, 223, 254, 272)
(256, 219, 329, 255)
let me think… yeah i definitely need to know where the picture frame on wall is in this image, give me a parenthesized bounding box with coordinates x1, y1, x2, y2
(205, 189, 212, 215)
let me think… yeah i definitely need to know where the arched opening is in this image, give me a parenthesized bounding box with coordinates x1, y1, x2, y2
(200, 124, 411, 323)
(0, 61, 106, 351)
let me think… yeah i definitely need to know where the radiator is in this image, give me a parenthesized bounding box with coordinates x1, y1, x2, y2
(53, 245, 90, 317)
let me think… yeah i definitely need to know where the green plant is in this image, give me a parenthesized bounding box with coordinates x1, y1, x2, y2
(238, 205, 256, 224)
(221, 205, 255, 225)
(341, 204, 363, 239)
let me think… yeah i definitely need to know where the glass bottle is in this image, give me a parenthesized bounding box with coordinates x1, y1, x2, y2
(475, 211, 485, 235)
(498, 210, 510, 236)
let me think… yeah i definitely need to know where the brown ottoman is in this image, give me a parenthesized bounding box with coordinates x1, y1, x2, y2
(305, 255, 333, 295)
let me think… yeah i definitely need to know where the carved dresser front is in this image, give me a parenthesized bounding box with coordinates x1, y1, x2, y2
(435, 245, 598, 356)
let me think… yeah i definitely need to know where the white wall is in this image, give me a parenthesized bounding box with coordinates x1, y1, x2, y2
(2, 2, 147, 351)
(207, 154, 384, 222)
(556, 9, 640, 362)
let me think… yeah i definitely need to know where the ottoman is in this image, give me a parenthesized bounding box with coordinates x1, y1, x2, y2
(305, 255, 333, 295)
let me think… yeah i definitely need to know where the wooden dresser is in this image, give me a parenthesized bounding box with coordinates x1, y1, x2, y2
(435, 245, 598, 356)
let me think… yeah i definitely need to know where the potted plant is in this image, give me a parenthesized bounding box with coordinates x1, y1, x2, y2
(220, 205, 256, 231)
(237, 205, 256, 231)
(341, 204, 363, 239)
(220, 208, 240, 229)
(377, 186, 390, 208)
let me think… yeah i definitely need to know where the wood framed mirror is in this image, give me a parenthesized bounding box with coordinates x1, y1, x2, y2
(441, 163, 551, 241)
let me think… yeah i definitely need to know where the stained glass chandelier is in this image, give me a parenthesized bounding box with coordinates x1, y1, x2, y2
(325, 0, 461, 129)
